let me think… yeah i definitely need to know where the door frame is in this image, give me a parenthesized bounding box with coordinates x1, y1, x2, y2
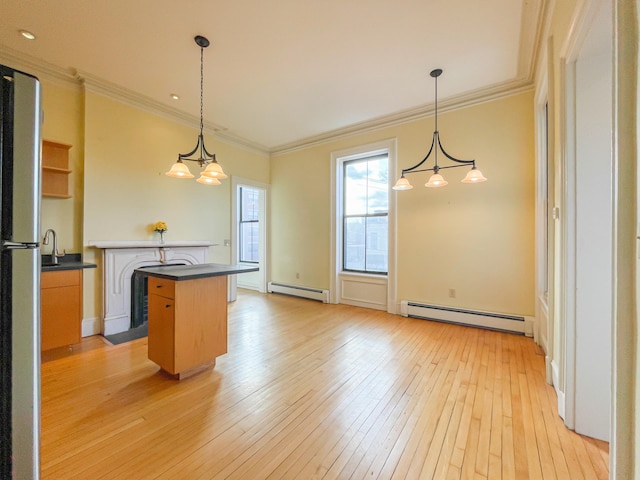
(556, 0, 613, 440)
(230, 176, 269, 295)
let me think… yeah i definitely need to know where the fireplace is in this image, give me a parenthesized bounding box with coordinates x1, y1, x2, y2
(130, 264, 186, 328)
(89, 241, 213, 335)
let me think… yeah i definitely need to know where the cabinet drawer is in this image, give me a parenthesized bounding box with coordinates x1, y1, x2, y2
(41, 269, 80, 289)
(148, 276, 176, 299)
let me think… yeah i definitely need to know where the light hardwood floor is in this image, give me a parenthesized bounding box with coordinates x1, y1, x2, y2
(41, 290, 609, 479)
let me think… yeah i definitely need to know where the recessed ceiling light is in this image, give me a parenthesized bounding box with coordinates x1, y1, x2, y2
(19, 30, 36, 40)
(170, 93, 180, 100)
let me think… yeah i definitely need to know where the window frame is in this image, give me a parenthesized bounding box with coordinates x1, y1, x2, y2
(341, 153, 389, 275)
(238, 186, 260, 264)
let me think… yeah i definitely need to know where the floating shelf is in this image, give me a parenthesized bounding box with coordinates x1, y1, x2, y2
(42, 140, 72, 198)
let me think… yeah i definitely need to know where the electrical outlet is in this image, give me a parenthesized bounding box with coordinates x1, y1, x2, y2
(296, 272, 300, 279)
(448, 288, 456, 298)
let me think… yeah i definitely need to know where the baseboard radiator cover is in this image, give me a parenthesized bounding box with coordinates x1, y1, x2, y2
(400, 300, 528, 335)
(268, 282, 329, 303)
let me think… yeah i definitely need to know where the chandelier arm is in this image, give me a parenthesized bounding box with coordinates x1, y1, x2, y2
(401, 132, 437, 175)
(436, 163, 473, 171)
(436, 134, 475, 166)
(403, 167, 437, 175)
(201, 141, 217, 162)
(178, 135, 205, 161)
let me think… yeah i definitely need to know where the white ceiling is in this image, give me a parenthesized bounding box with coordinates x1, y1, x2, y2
(0, 0, 543, 153)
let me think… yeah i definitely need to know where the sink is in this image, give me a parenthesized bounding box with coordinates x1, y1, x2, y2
(41, 253, 97, 272)
(42, 253, 80, 269)
(41, 262, 64, 267)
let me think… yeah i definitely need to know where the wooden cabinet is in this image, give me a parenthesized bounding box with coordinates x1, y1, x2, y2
(42, 140, 72, 198)
(147, 275, 228, 378)
(41, 269, 82, 351)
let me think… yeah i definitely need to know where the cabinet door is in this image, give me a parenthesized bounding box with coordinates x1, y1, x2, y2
(147, 294, 176, 374)
(41, 285, 81, 350)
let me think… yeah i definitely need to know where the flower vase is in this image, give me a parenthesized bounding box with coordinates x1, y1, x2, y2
(159, 231, 165, 244)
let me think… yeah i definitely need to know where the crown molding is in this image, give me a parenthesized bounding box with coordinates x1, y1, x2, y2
(75, 70, 270, 156)
(2, 44, 537, 159)
(270, 78, 535, 156)
(0, 44, 80, 89)
(517, 0, 549, 81)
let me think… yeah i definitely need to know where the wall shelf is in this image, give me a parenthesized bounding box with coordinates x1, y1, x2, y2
(42, 140, 72, 198)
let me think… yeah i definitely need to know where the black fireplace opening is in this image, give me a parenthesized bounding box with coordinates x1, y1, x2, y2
(130, 264, 186, 329)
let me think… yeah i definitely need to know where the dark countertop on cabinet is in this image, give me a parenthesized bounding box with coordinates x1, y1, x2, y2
(136, 263, 258, 281)
(41, 253, 97, 272)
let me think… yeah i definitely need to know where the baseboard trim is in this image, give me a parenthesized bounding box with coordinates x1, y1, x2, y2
(82, 317, 101, 337)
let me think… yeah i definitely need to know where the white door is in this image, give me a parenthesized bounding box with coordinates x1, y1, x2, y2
(562, 0, 613, 441)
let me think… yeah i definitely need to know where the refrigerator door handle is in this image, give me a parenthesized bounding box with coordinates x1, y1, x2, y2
(2, 241, 39, 250)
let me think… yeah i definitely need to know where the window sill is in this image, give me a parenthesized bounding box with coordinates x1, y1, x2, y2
(339, 271, 388, 282)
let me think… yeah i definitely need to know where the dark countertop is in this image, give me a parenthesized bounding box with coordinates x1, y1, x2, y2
(41, 253, 97, 272)
(137, 263, 258, 281)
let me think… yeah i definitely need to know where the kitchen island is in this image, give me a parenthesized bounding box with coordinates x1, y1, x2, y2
(137, 263, 258, 379)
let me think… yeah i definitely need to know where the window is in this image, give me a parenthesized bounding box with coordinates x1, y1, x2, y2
(343, 154, 388, 274)
(239, 186, 259, 263)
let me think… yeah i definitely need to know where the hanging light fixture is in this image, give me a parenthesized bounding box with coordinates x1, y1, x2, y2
(392, 68, 486, 191)
(166, 35, 228, 184)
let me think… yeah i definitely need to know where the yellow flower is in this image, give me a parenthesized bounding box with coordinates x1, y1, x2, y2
(153, 221, 168, 233)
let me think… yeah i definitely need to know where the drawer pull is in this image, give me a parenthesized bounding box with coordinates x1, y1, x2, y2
(165, 304, 171, 308)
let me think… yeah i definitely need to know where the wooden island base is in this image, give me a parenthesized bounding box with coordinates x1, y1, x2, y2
(161, 359, 216, 380)
(141, 263, 258, 379)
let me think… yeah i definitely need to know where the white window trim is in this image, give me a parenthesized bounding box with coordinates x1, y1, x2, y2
(330, 138, 398, 313)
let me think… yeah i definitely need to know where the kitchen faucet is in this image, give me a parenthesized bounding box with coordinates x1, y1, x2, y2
(43, 229, 65, 265)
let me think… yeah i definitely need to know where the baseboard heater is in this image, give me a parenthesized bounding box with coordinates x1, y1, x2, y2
(267, 282, 330, 303)
(400, 300, 530, 335)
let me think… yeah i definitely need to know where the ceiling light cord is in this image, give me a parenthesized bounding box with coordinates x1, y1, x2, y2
(199, 44, 204, 138)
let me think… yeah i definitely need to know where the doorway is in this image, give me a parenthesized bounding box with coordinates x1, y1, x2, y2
(230, 177, 269, 298)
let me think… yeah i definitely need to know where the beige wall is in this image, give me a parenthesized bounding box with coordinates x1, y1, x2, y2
(40, 81, 84, 252)
(272, 91, 535, 316)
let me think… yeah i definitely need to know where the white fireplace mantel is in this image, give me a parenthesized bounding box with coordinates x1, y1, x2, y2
(89, 240, 215, 335)
(88, 240, 215, 249)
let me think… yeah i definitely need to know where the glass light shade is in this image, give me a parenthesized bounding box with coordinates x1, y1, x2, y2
(461, 167, 487, 183)
(425, 173, 448, 187)
(201, 162, 228, 179)
(165, 161, 194, 178)
(196, 175, 222, 185)
(392, 176, 413, 190)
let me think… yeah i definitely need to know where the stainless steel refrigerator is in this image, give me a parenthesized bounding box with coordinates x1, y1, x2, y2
(1, 65, 42, 479)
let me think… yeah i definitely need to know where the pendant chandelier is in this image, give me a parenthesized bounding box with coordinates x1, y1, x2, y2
(392, 69, 486, 190)
(166, 35, 227, 185)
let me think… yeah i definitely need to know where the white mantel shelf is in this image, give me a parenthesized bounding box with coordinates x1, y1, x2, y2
(88, 240, 216, 249)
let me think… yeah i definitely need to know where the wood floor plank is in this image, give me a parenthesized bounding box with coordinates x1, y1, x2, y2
(39, 290, 609, 480)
